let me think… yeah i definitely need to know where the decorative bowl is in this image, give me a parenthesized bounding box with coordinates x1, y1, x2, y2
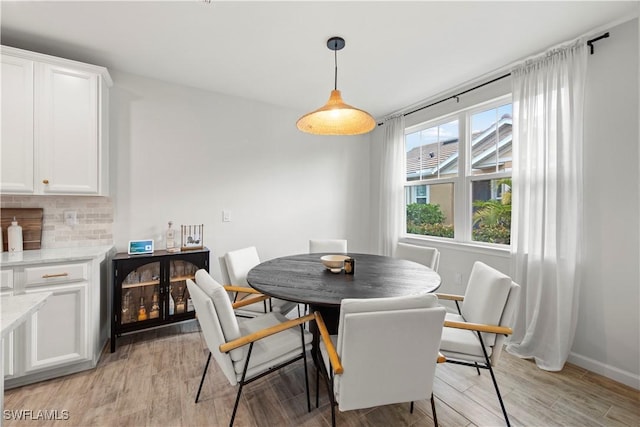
(320, 255, 349, 270)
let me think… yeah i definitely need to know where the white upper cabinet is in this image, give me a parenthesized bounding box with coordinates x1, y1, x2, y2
(1, 54, 35, 193)
(0, 46, 111, 196)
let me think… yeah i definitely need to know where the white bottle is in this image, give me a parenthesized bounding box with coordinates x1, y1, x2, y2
(169, 291, 175, 316)
(166, 221, 176, 251)
(7, 217, 23, 253)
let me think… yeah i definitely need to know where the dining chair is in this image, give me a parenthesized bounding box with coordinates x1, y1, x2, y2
(188, 270, 314, 427)
(394, 242, 440, 272)
(218, 255, 271, 318)
(223, 246, 298, 316)
(436, 261, 521, 427)
(308, 239, 348, 254)
(314, 294, 446, 427)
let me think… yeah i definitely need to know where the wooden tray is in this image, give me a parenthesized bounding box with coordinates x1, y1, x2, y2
(1, 208, 44, 251)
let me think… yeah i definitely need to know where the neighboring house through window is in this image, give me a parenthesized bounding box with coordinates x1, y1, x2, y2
(404, 96, 512, 246)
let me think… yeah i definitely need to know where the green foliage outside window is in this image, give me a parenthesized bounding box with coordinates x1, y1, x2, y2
(406, 203, 454, 238)
(471, 178, 512, 245)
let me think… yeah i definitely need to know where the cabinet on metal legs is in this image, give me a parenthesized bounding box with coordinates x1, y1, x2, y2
(111, 248, 209, 352)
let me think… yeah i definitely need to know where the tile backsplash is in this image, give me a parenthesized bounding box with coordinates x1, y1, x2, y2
(1, 195, 113, 249)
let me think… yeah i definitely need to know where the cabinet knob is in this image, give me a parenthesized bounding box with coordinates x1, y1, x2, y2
(43, 179, 49, 184)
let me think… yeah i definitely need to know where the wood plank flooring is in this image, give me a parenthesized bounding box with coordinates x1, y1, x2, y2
(4, 321, 639, 426)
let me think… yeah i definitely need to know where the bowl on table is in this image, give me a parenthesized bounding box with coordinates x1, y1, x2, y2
(320, 255, 349, 273)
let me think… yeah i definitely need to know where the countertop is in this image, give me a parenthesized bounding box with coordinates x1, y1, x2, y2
(0, 245, 116, 267)
(1, 292, 51, 338)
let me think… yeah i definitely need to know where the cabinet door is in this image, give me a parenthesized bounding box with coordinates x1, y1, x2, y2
(36, 63, 99, 194)
(1, 270, 15, 377)
(1, 54, 34, 193)
(24, 282, 88, 373)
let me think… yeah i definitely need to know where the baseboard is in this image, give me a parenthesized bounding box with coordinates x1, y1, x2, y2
(567, 351, 640, 390)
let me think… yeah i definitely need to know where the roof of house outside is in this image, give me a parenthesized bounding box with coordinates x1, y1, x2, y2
(406, 115, 512, 180)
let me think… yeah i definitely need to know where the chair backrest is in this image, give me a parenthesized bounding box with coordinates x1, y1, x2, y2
(491, 281, 520, 364)
(461, 261, 519, 356)
(394, 242, 440, 272)
(309, 239, 347, 254)
(189, 269, 246, 385)
(334, 294, 445, 411)
(224, 246, 260, 285)
(218, 255, 232, 285)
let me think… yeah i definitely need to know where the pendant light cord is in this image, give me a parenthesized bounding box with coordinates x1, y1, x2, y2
(334, 47, 338, 90)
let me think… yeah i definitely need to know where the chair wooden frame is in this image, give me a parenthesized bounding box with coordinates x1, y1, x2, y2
(194, 290, 314, 427)
(437, 292, 513, 427)
(224, 284, 272, 314)
(313, 311, 446, 427)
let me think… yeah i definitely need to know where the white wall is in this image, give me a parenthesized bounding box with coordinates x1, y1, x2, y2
(369, 18, 639, 388)
(571, 18, 639, 388)
(109, 71, 371, 282)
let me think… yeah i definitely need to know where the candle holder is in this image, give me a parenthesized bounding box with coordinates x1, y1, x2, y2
(181, 224, 204, 251)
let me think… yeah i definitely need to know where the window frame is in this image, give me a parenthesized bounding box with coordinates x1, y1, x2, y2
(403, 94, 513, 249)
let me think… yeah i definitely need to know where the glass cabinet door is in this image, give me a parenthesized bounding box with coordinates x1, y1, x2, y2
(121, 262, 161, 324)
(168, 260, 197, 316)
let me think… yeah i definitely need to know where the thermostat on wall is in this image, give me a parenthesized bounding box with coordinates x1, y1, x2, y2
(128, 239, 154, 255)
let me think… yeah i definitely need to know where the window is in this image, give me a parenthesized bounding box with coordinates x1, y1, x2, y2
(404, 97, 512, 246)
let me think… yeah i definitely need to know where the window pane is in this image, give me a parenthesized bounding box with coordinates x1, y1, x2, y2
(471, 178, 511, 244)
(470, 104, 513, 175)
(405, 183, 454, 238)
(405, 120, 459, 181)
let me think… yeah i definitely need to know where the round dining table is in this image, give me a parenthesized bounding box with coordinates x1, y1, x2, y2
(246, 252, 441, 334)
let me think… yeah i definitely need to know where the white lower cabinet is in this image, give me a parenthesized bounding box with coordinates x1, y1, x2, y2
(2, 248, 112, 389)
(24, 282, 88, 373)
(1, 269, 15, 378)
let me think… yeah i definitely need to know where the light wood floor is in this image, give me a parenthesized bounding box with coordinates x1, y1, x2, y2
(4, 321, 639, 427)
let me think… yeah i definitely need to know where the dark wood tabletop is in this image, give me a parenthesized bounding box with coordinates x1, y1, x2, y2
(246, 252, 441, 308)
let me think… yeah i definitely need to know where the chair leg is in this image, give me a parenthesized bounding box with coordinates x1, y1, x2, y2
(431, 394, 439, 427)
(476, 332, 510, 427)
(474, 362, 481, 375)
(315, 362, 320, 408)
(300, 325, 311, 412)
(329, 372, 336, 427)
(195, 351, 212, 403)
(230, 342, 254, 427)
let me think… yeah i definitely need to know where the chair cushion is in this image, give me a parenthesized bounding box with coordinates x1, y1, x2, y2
(440, 312, 492, 362)
(234, 312, 312, 380)
(195, 269, 244, 361)
(461, 262, 512, 327)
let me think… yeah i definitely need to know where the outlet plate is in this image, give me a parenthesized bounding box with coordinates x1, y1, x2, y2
(64, 210, 78, 226)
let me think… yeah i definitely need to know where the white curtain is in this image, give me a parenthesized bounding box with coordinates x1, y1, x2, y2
(507, 41, 587, 371)
(377, 115, 405, 256)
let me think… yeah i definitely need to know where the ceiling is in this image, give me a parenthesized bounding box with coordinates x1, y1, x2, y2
(1, 1, 638, 119)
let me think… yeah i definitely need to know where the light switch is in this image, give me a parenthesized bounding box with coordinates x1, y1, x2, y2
(223, 210, 231, 222)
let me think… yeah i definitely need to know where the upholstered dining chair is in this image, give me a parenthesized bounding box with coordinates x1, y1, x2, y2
(308, 239, 348, 254)
(436, 261, 521, 427)
(223, 246, 298, 316)
(315, 294, 446, 427)
(188, 270, 314, 427)
(394, 242, 440, 272)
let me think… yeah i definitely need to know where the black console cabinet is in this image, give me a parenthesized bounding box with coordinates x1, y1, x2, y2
(111, 248, 209, 352)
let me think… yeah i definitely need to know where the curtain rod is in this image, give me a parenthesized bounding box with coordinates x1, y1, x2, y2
(378, 31, 610, 126)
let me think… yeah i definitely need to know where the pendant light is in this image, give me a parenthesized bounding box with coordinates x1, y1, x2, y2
(296, 36, 376, 136)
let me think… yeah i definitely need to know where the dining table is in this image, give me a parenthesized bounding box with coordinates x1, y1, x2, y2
(246, 252, 442, 335)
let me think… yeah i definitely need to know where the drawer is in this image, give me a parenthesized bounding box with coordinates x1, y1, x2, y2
(1, 269, 14, 291)
(24, 263, 88, 287)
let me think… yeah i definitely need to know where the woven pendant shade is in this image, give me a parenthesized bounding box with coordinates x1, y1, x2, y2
(296, 90, 376, 135)
(297, 36, 375, 136)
